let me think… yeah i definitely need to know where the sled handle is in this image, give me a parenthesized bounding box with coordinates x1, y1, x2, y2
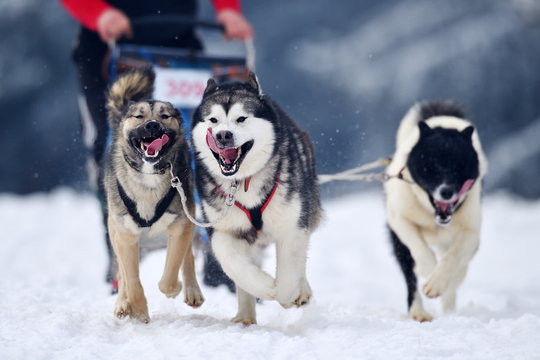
(109, 15, 256, 71)
(130, 15, 225, 32)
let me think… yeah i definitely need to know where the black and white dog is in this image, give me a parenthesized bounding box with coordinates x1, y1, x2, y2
(191, 72, 322, 325)
(384, 101, 488, 321)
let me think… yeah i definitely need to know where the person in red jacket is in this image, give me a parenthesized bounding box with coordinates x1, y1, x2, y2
(61, 0, 252, 293)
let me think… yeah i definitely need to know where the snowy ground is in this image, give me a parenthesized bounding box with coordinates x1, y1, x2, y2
(1, 189, 539, 359)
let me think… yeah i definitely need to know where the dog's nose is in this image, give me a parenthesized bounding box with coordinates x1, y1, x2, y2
(439, 186, 454, 200)
(215, 130, 234, 147)
(144, 120, 163, 135)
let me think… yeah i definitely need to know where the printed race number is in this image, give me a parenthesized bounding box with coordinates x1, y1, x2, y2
(154, 67, 212, 108)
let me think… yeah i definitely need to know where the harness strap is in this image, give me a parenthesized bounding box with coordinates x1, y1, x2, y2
(117, 181, 177, 228)
(216, 174, 280, 232)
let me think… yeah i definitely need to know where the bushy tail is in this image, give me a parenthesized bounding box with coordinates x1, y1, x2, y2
(106, 66, 155, 126)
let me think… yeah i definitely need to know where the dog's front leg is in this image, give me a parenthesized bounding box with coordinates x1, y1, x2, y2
(181, 241, 205, 308)
(389, 217, 437, 277)
(275, 230, 312, 308)
(158, 220, 193, 299)
(232, 287, 257, 326)
(109, 218, 149, 323)
(423, 230, 479, 299)
(211, 231, 276, 301)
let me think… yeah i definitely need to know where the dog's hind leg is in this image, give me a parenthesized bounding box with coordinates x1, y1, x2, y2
(158, 220, 193, 299)
(275, 230, 312, 308)
(181, 241, 205, 308)
(232, 287, 257, 325)
(212, 231, 276, 301)
(389, 227, 433, 322)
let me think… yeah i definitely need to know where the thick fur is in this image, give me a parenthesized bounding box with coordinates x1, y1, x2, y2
(384, 100, 487, 322)
(103, 67, 204, 323)
(192, 72, 322, 325)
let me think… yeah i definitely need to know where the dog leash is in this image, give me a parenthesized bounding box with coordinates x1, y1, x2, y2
(317, 157, 414, 184)
(318, 157, 391, 184)
(169, 163, 239, 228)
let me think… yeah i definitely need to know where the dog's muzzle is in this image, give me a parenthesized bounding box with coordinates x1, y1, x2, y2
(129, 120, 172, 161)
(206, 127, 254, 176)
(432, 179, 475, 227)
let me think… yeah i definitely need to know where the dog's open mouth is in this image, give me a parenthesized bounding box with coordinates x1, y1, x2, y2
(433, 200, 456, 227)
(131, 134, 170, 160)
(206, 128, 254, 176)
(431, 179, 475, 227)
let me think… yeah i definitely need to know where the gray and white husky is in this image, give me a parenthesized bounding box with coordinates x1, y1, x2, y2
(192, 72, 322, 325)
(384, 101, 488, 322)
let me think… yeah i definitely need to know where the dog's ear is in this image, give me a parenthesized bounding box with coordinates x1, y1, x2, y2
(204, 78, 218, 96)
(246, 71, 263, 96)
(418, 121, 432, 137)
(461, 125, 475, 139)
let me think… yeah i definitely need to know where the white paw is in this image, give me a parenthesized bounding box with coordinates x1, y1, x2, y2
(158, 280, 182, 299)
(231, 315, 257, 326)
(277, 278, 312, 309)
(423, 266, 451, 298)
(409, 297, 433, 322)
(409, 308, 433, 322)
(184, 285, 205, 308)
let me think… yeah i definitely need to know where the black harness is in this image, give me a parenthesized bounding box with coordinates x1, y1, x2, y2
(117, 181, 177, 228)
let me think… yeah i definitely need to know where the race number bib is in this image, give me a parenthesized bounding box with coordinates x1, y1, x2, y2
(154, 67, 212, 108)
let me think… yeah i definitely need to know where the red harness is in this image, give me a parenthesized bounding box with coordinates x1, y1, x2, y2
(215, 174, 280, 232)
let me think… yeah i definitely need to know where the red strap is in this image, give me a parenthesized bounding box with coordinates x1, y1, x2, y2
(215, 174, 280, 231)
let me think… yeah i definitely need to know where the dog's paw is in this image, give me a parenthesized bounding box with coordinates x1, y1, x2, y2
(423, 266, 451, 298)
(231, 315, 257, 326)
(184, 285, 205, 308)
(158, 280, 182, 299)
(294, 279, 312, 307)
(277, 279, 312, 309)
(115, 299, 131, 319)
(409, 309, 433, 323)
(115, 299, 150, 323)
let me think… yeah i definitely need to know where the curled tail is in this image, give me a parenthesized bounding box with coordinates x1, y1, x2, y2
(106, 67, 155, 126)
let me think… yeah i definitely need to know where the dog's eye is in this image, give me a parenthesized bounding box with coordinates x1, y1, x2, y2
(237, 116, 247, 123)
(135, 115, 143, 119)
(161, 114, 170, 120)
(209, 117, 218, 123)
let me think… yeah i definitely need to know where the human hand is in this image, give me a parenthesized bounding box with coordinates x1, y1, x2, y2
(97, 8, 133, 44)
(216, 10, 254, 40)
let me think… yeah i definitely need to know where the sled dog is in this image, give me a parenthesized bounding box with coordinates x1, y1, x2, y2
(384, 100, 487, 322)
(192, 72, 322, 325)
(103, 67, 204, 323)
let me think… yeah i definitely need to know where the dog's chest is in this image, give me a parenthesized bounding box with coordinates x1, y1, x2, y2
(209, 186, 301, 238)
(122, 212, 177, 235)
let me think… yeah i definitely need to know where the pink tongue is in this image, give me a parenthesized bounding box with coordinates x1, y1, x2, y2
(146, 134, 169, 155)
(436, 201, 451, 213)
(205, 128, 238, 164)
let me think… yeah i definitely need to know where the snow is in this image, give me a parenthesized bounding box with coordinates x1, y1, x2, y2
(1, 189, 539, 359)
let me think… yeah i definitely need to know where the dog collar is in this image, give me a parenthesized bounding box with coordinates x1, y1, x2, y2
(215, 173, 280, 232)
(117, 181, 177, 228)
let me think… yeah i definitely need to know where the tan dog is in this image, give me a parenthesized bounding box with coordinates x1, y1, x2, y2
(103, 67, 204, 323)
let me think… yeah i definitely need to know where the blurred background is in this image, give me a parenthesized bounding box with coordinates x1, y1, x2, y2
(1, 0, 540, 198)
